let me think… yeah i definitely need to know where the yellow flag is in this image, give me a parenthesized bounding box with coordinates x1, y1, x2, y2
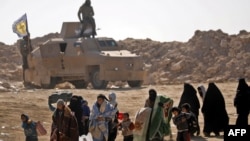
(12, 13, 28, 37)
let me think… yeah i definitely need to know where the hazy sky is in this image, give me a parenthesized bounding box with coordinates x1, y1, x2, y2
(1, 0, 250, 44)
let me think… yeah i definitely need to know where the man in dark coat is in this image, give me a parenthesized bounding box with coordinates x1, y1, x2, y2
(201, 82, 229, 136)
(178, 83, 200, 136)
(234, 78, 250, 126)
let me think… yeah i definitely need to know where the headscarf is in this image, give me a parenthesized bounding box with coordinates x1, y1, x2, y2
(96, 94, 109, 109)
(68, 95, 84, 136)
(149, 89, 157, 102)
(234, 78, 249, 114)
(57, 99, 65, 106)
(202, 83, 226, 113)
(237, 78, 249, 91)
(178, 83, 200, 117)
(21, 114, 35, 129)
(197, 85, 206, 101)
(109, 92, 117, 108)
(21, 114, 29, 122)
(201, 82, 229, 132)
(97, 94, 109, 101)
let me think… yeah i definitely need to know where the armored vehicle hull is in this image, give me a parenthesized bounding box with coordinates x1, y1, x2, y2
(25, 22, 146, 89)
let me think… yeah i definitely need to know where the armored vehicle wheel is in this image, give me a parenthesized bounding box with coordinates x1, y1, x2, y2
(41, 77, 57, 89)
(70, 80, 88, 89)
(127, 80, 143, 88)
(91, 70, 108, 89)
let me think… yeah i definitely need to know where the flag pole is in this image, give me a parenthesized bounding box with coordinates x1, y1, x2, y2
(25, 13, 31, 54)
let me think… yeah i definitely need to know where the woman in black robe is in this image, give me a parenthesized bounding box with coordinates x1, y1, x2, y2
(234, 78, 250, 126)
(68, 95, 84, 136)
(201, 82, 229, 136)
(178, 83, 200, 135)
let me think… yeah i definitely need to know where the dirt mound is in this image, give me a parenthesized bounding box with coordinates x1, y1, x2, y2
(1, 30, 250, 85)
(0, 43, 22, 82)
(119, 29, 250, 84)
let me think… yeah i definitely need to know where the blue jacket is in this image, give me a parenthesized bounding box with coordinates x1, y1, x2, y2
(22, 121, 37, 137)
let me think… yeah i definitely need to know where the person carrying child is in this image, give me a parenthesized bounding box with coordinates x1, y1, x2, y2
(171, 107, 191, 141)
(181, 103, 200, 136)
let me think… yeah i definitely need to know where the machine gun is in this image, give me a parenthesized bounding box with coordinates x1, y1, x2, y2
(48, 91, 72, 111)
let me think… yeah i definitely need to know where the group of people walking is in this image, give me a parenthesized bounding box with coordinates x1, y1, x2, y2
(171, 78, 250, 141)
(21, 78, 250, 141)
(171, 82, 228, 141)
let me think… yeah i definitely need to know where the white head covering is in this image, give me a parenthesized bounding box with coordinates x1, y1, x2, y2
(198, 85, 206, 101)
(109, 92, 117, 108)
(57, 99, 65, 106)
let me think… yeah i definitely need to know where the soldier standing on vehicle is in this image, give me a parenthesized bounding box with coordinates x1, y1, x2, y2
(78, 0, 97, 37)
(19, 34, 33, 86)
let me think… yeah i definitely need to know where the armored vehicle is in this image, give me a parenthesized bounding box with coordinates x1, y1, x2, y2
(25, 22, 146, 89)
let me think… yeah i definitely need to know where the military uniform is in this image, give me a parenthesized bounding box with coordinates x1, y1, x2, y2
(78, 0, 96, 37)
(19, 36, 33, 85)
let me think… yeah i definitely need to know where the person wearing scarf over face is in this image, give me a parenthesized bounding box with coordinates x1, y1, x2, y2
(68, 95, 84, 136)
(21, 114, 38, 141)
(201, 83, 229, 137)
(178, 83, 200, 136)
(89, 94, 115, 141)
(144, 89, 157, 108)
(50, 99, 79, 141)
(234, 78, 250, 126)
(108, 92, 119, 141)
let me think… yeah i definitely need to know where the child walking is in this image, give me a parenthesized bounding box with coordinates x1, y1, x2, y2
(171, 107, 191, 141)
(21, 114, 38, 141)
(118, 113, 135, 141)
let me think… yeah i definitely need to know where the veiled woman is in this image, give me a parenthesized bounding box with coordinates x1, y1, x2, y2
(178, 83, 200, 118)
(234, 78, 250, 126)
(201, 83, 229, 136)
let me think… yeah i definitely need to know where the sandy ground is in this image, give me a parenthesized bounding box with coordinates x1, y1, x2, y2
(0, 82, 249, 141)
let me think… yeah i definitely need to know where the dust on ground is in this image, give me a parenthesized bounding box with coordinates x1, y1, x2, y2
(1, 82, 248, 141)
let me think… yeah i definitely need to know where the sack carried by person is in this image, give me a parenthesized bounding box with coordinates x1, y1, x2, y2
(36, 121, 47, 136)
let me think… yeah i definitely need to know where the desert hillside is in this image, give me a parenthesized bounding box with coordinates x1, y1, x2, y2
(1, 29, 250, 86)
(119, 29, 250, 84)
